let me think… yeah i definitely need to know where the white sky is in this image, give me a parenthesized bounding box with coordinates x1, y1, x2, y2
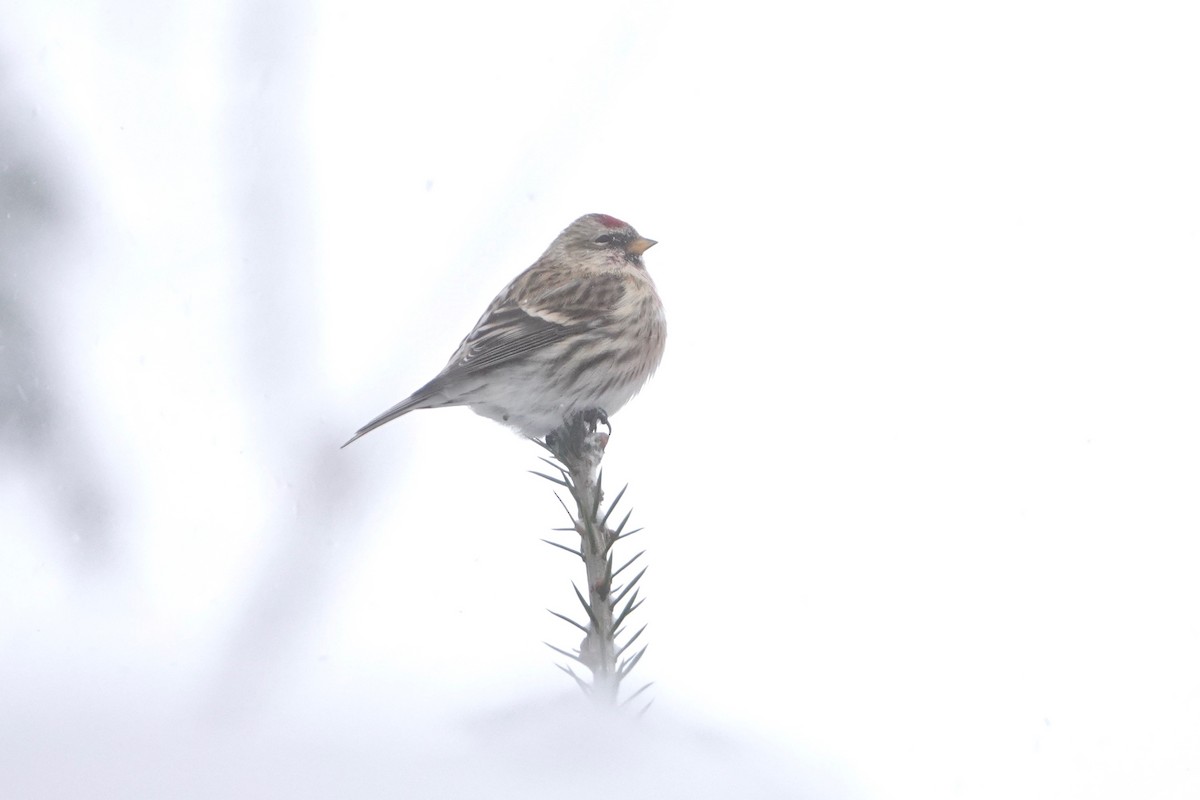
(2, 1, 1199, 798)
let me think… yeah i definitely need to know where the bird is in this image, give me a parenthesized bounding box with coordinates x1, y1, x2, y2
(343, 213, 666, 447)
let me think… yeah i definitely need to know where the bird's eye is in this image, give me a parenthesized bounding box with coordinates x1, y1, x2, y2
(593, 234, 616, 245)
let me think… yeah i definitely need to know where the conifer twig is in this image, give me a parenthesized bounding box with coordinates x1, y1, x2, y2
(534, 410, 650, 706)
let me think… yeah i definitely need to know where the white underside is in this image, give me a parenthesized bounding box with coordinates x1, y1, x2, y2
(460, 376, 645, 438)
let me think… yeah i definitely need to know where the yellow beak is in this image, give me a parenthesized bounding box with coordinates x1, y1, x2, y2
(627, 237, 657, 256)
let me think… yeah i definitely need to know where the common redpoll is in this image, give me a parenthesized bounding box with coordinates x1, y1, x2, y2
(343, 213, 666, 446)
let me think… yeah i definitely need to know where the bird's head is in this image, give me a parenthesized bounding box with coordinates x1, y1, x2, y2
(553, 213, 657, 268)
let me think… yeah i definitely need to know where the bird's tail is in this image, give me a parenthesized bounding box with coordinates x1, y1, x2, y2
(341, 388, 443, 448)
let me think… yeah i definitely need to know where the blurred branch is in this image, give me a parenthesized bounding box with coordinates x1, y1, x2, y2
(1, 71, 114, 565)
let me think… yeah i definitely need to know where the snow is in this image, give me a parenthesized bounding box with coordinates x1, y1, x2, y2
(3, 1, 1199, 798)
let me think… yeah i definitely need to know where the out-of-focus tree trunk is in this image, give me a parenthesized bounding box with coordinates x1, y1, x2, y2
(0, 68, 114, 566)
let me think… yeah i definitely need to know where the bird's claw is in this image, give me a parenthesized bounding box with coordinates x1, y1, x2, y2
(582, 408, 610, 435)
(544, 408, 612, 461)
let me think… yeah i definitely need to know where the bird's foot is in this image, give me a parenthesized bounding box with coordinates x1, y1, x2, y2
(545, 408, 611, 462)
(581, 408, 611, 435)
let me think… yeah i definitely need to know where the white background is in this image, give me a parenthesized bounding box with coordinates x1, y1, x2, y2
(2, 2, 1198, 798)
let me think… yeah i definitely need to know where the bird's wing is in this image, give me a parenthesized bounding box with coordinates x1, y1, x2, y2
(443, 270, 626, 375)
